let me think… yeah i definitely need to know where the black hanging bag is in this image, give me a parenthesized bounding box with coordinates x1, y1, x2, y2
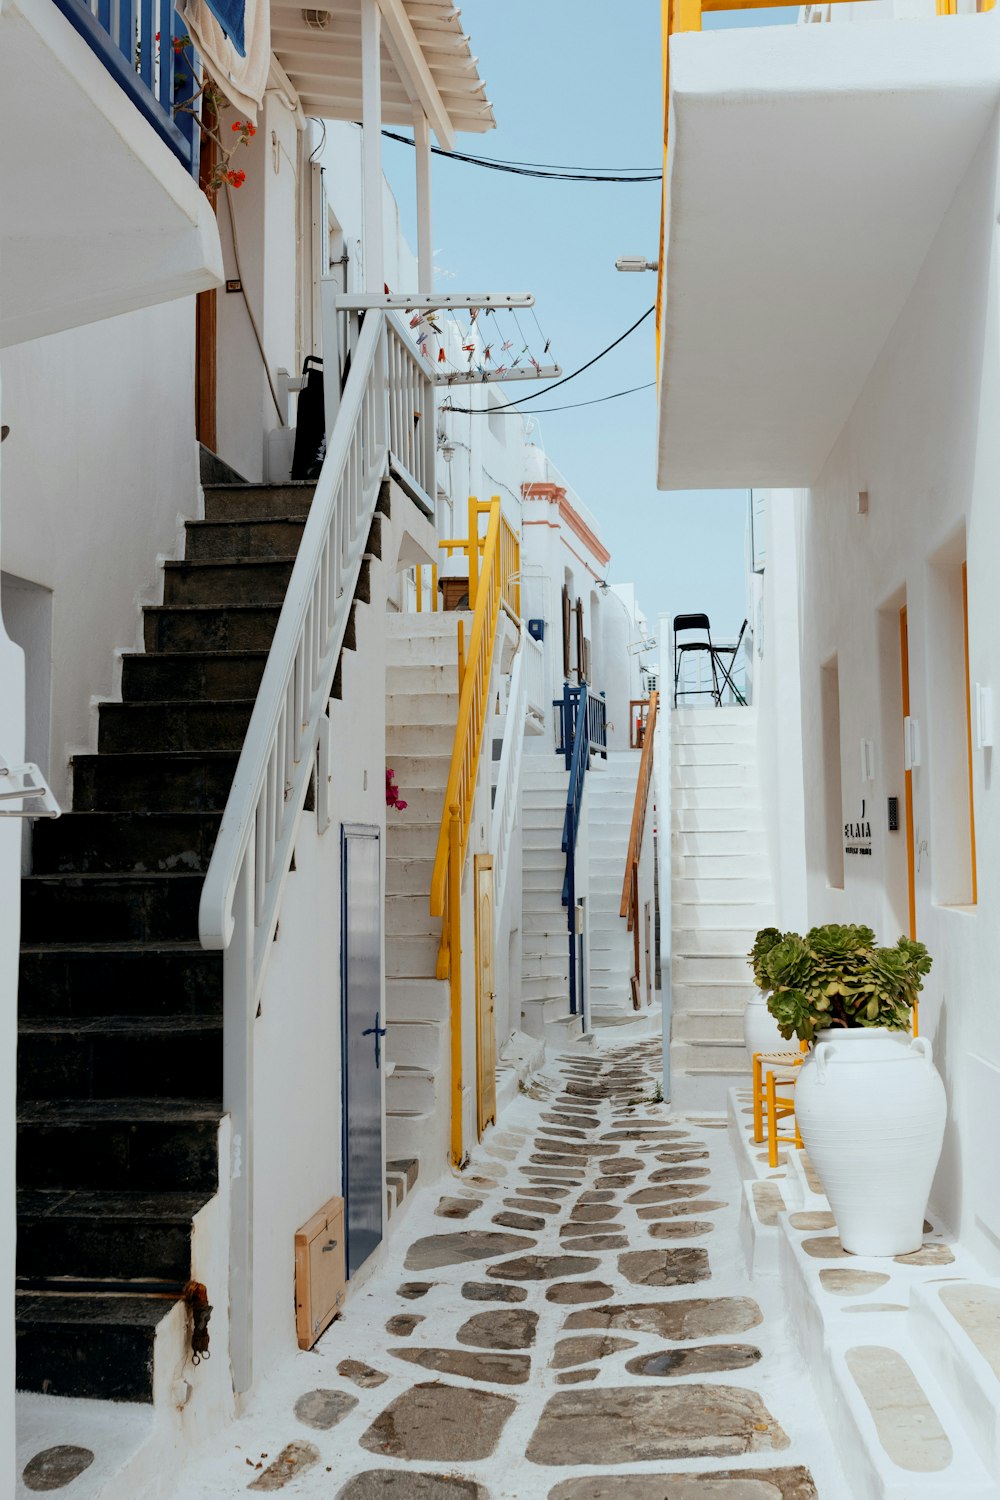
(291, 355, 326, 482)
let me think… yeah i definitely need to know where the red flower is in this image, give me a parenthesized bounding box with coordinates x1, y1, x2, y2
(232, 120, 242, 131)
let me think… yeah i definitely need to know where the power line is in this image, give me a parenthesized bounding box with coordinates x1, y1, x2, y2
(443, 381, 655, 416)
(463, 305, 656, 413)
(381, 129, 660, 182)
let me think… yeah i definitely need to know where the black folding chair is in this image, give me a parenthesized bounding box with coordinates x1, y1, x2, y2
(713, 619, 748, 706)
(673, 613, 720, 707)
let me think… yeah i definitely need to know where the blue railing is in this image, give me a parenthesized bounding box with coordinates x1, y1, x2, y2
(52, 0, 201, 171)
(554, 683, 607, 769)
(556, 682, 606, 1025)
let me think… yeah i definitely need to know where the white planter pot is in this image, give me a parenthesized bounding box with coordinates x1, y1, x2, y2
(794, 1027, 946, 1256)
(744, 989, 786, 1061)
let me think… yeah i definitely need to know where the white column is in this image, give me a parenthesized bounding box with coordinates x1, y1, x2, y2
(361, 0, 384, 293)
(414, 112, 433, 295)
(0, 376, 25, 1498)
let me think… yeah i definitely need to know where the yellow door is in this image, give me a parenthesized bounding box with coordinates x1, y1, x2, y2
(474, 855, 497, 1136)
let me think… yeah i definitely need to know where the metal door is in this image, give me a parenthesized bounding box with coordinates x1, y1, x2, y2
(474, 855, 497, 1136)
(341, 824, 383, 1277)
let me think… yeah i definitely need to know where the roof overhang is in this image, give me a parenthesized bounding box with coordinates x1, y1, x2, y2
(271, 0, 494, 145)
(657, 15, 1000, 490)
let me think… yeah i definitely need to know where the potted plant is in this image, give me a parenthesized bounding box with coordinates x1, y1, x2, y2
(758, 922, 945, 1256)
(744, 926, 789, 1060)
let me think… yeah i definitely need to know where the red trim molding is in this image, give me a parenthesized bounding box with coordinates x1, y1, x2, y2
(522, 481, 612, 569)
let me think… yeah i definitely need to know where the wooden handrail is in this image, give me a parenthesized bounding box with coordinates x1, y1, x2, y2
(621, 692, 659, 927)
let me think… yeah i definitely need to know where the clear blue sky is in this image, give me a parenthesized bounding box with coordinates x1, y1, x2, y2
(380, 2, 793, 642)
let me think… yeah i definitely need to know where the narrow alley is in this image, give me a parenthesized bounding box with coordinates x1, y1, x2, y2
(163, 1035, 843, 1500)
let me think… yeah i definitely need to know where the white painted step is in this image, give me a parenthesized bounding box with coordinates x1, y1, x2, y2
(673, 807, 765, 833)
(825, 1337, 997, 1500)
(673, 953, 754, 984)
(674, 743, 758, 766)
(675, 876, 770, 902)
(387, 724, 456, 756)
(387, 663, 462, 694)
(385, 978, 449, 1023)
(386, 612, 469, 639)
(386, 1064, 436, 1113)
(386, 855, 435, 897)
(387, 787, 446, 822)
(386, 691, 458, 726)
(674, 902, 773, 929)
(672, 724, 756, 745)
(386, 633, 464, 664)
(673, 926, 758, 956)
(673, 855, 769, 880)
(385, 893, 440, 936)
(521, 975, 570, 1006)
(387, 931, 440, 978)
(672, 1008, 744, 1042)
(672, 829, 760, 855)
(386, 822, 439, 859)
(383, 752, 450, 786)
(671, 979, 756, 1011)
(911, 1281, 1000, 1484)
(672, 764, 749, 789)
(385, 1018, 447, 1070)
(670, 1037, 749, 1072)
(671, 788, 761, 814)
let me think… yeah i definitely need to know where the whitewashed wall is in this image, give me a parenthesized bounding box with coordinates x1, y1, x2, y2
(0, 379, 22, 1483)
(0, 304, 199, 806)
(782, 113, 1000, 1265)
(754, 489, 809, 932)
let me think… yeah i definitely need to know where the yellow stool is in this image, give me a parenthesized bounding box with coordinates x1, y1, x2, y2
(764, 1062, 803, 1168)
(752, 1044, 806, 1168)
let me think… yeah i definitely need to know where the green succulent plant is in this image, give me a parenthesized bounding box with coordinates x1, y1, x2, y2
(750, 923, 932, 1042)
(748, 926, 783, 992)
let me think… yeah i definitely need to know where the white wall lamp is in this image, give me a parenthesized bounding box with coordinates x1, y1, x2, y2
(614, 257, 659, 273)
(903, 716, 922, 771)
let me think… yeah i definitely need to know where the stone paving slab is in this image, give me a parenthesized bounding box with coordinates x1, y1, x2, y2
(156, 1035, 845, 1500)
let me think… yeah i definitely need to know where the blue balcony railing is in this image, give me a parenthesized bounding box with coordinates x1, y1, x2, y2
(52, 0, 201, 172)
(554, 682, 607, 768)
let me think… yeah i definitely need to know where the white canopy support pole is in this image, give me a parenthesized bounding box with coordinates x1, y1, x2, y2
(415, 112, 433, 296)
(361, 0, 384, 293)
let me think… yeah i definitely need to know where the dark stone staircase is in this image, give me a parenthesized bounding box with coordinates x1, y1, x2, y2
(15, 482, 316, 1403)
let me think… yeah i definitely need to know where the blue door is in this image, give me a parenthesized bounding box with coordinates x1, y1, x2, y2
(341, 824, 383, 1277)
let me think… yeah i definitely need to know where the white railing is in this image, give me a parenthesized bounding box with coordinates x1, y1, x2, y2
(491, 637, 527, 910)
(198, 301, 434, 1392)
(386, 315, 436, 503)
(524, 631, 546, 730)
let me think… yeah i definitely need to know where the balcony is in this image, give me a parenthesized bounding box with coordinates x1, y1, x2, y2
(655, 3, 1000, 489)
(0, 0, 222, 347)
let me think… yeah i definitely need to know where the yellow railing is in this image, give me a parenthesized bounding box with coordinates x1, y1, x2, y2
(415, 497, 520, 618)
(430, 497, 520, 1164)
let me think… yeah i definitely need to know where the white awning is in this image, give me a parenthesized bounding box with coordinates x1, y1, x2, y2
(271, 0, 495, 146)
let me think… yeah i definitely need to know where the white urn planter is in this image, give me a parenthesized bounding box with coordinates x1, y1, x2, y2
(794, 1027, 946, 1256)
(744, 989, 786, 1061)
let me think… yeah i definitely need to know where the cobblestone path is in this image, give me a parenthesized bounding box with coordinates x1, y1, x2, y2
(171, 1038, 842, 1499)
